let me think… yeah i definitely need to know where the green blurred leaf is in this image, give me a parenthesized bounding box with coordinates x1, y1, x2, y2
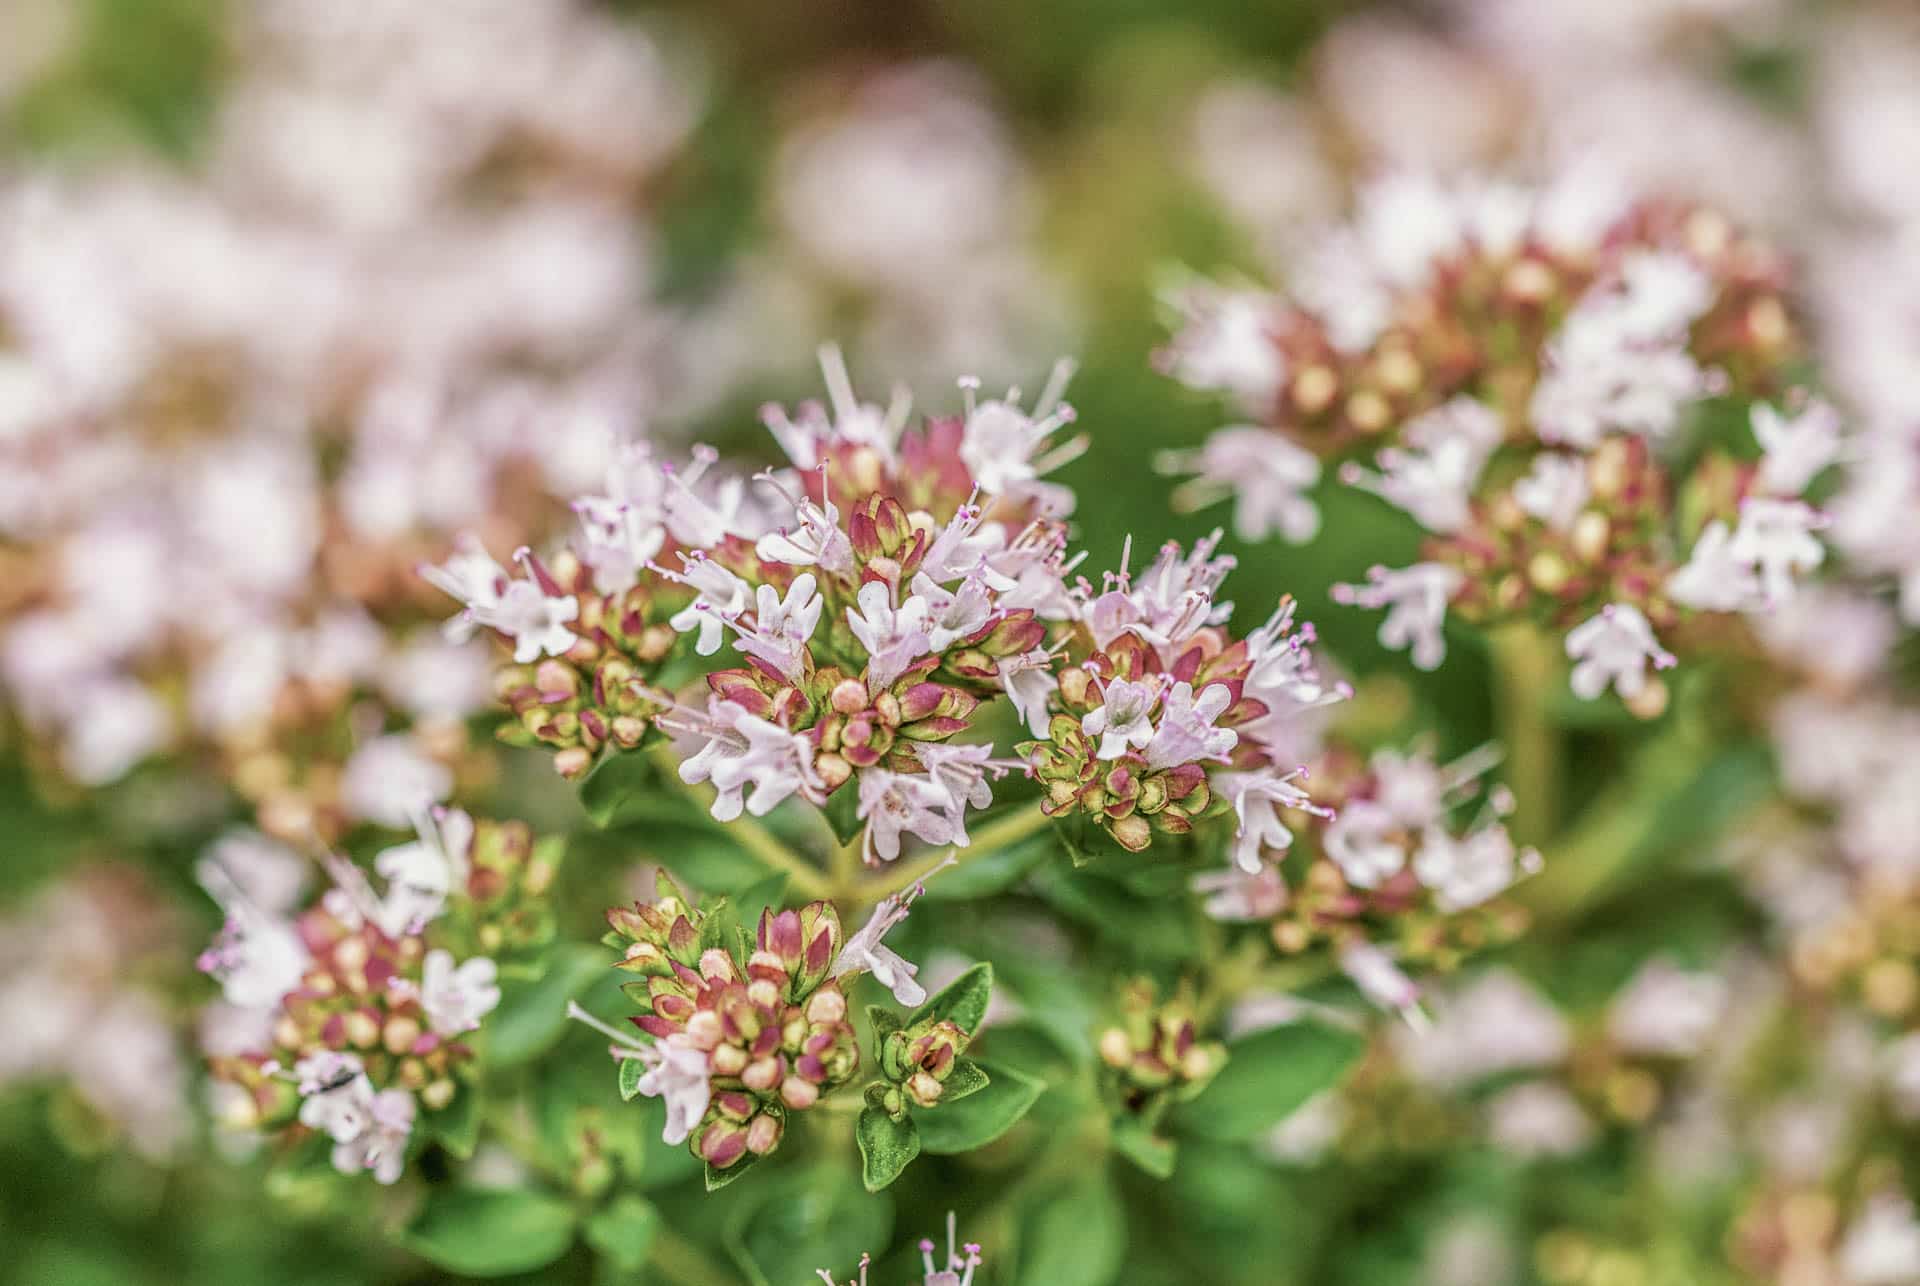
(914, 1060, 1043, 1154)
(724, 1161, 890, 1286)
(583, 1195, 661, 1272)
(919, 831, 1053, 899)
(486, 945, 612, 1067)
(578, 749, 655, 828)
(857, 1106, 921, 1191)
(618, 1057, 645, 1102)
(429, 1086, 481, 1160)
(400, 1188, 576, 1277)
(905, 962, 994, 1035)
(1015, 1169, 1126, 1286)
(823, 786, 863, 845)
(1111, 1116, 1177, 1179)
(1174, 1021, 1364, 1143)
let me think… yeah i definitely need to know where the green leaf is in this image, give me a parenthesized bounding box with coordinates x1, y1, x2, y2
(723, 1162, 890, 1286)
(1111, 1116, 1177, 1179)
(429, 1086, 481, 1160)
(1014, 1170, 1126, 1286)
(618, 1057, 645, 1102)
(583, 1195, 661, 1272)
(918, 830, 1052, 899)
(400, 1188, 577, 1277)
(486, 944, 614, 1067)
(578, 749, 657, 828)
(942, 1057, 991, 1102)
(734, 871, 791, 931)
(905, 961, 993, 1035)
(705, 1154, 763, 1191)
(914, 1060, 1043, 1154)
(1173, 1020, 1364, 1143)
(857, 1105, 921, 1191)
(867, 1005, 904, 1045)
(822, 785, 863, 845)
(1028, 863, 1197, 962)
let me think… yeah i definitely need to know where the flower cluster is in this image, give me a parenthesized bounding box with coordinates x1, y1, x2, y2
(590, 870, 941, 1177)
(1197, 744, 1538, 1010)
(197, 809, 551, 1184)
(1097, 977, 1227, 1107)
(434, 349, 1084, 865)
(1018, 535, 1345, 858)
(1162, 172, 1834, 707)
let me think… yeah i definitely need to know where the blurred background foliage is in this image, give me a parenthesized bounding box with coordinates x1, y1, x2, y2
(0, 0, 1834, 1283)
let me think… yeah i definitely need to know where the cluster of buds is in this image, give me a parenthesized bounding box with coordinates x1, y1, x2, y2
(593, 871, 941, 1176)
(869, 1013, 973, 1114)
(1196, 745, 1538, 996)
(427, 349, 1090, 866)
(1018, 532, 1346, 859)
(1161, 172, 1836, 707)
(198, 808, 534, 1184)
(1098, 978, 1226, 1108)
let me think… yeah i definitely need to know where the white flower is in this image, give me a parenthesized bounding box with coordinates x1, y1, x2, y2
(958, 360, 1081, 496)
(371, 806, 472, 937)
(196, 897, 309, 1011)
(909, 742, 999, 847)
(1667, 520, 1760, 612)
(1512, 454, 1590, 532)
(1412, 825, 1538, 912)
(915, 572, 995, 653)
(857, 768, 957, 864)
(1160, 425, 1321, 545)
(1339, 940, 1421, 1017)
(1161, 289, 1285, 412)
(1727, 497, 1825, 606)
(1081, 676, 1160, 760)
(996, 650, 1060, 739)
(1394, 971, 1569, 1090)
(1143, 681, 1237, 770)
(1612, 250, 1714, 339)
(756, 495, 855, 574)
(1565, 604, 1675, 701)
(341, 734, 452, 829)
(1607, 960, 1727, 1059)
(61, 678, 170, 785)
(846, 581, 932, 689)
(675, 699, 825, 822)
(665, 552, 752, 656)
(833, 878, 939, 1007)
(1841, 1196, 1920, 1286)
(1753, 400, 1842, 497)
(477, 578, 580, 664)
(1191, 865, 1288, 922)
(1332, 563, 1460, 671)
(1216, 765, 1320, 873)
(572, 494, 666, 595)
(331, 1087, 415, 1185)
(729, 573, 822, 683)
(1323, 801, 1405, 889)
(1340, 433, 1486, 533)
(295, 1052, 376, 1144)
(1531, 278, 1708, 448)
(418, 950, 501, 1036)
(634, 1033, 713, 1146)
(1487, 1081, 1594, 1160)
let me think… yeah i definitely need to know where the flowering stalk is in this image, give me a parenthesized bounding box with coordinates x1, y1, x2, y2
(1162, 173, 1835, 714)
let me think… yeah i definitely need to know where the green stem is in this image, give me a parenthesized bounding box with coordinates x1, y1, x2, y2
(855, 800, 1052, 905)
(651, 1229, 746, 1286)
(1487, 623, 1563, 850)
(1520, 698, 1711, 923)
